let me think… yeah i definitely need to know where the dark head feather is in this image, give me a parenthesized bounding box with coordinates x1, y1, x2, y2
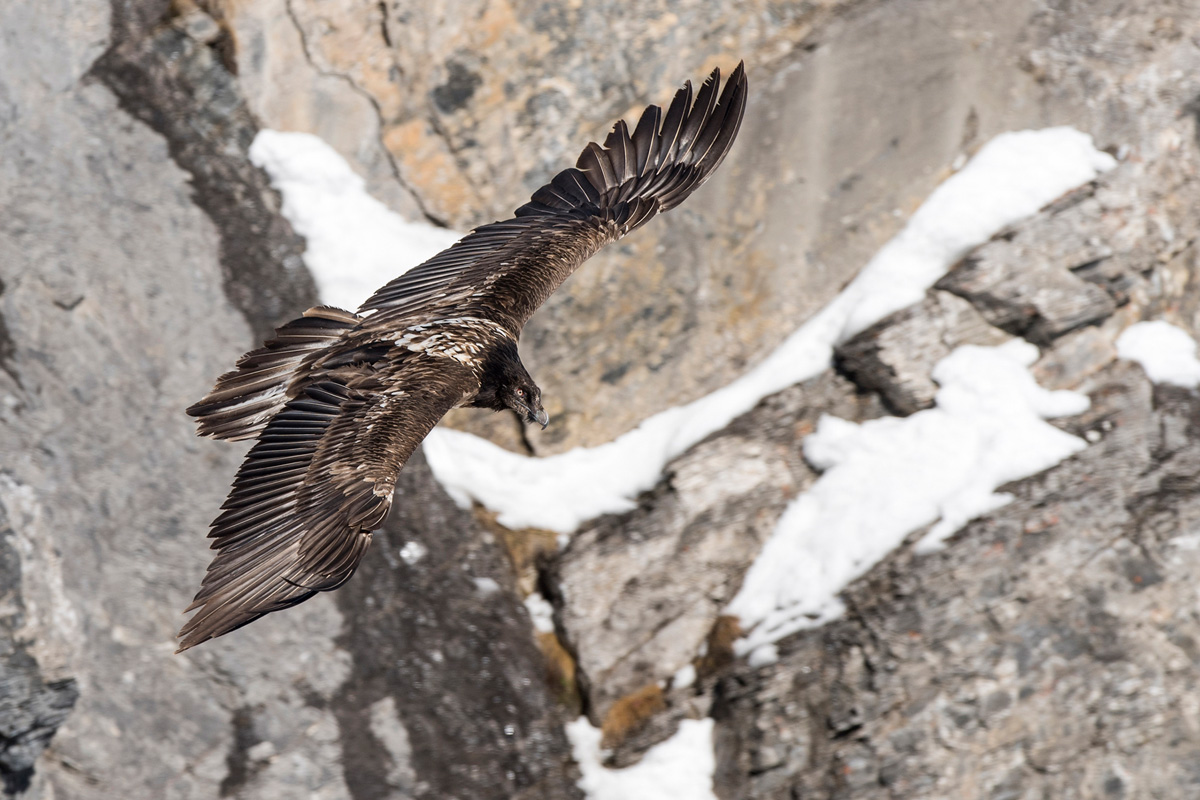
(473, 341, 547, 426)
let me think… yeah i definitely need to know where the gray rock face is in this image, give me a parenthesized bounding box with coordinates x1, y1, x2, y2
(8, 0, 1200, 798)
(0, 511, 77, 797)
(835, 290, 1009, 415)
(713, 361, 1200, 799)
(329, 452, 581, 800)
(1, 1, 573, 798)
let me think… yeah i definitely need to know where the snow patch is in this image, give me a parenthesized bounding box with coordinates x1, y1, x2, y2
(253, 126, 1110, 657)
(420, 128, 1115, 533)
(1116, 320, 1200, 387)
(524, 591, 556, 635)
(566, 717, 718, 800)
(472, 577, 501, 596)
(249, 130, 462, 313)
(747, 643, 779, 668)
(727, 340, 1090, 653)
(251, 126, 1113, 539)
(671, 663, 697, 690)
(397, 540, 427, 566)
(1171, 533, 1200, 551)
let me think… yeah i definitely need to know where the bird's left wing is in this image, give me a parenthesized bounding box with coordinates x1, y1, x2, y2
(359, 62, 748, 334)
(177, 354, 473, 651)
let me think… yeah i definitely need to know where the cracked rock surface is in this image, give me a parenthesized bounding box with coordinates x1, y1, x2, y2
(0, 511, 78, 797)
(7, 0, 1200, 799)
(2, 1, 574, 798)
(226, 0, 1066, 454)
(713, 361, 1200, 799)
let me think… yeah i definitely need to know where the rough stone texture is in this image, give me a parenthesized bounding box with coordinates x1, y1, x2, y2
(1033, 325, 1119, 391)
(0, 509, 78, 797)
(0, 1, 574, 798)
(935, 192, 1121, 346)
(10, 0, 1200, 798)
(550, 374, 885, 730)
(712, 362, 1200, 799)
(835, 290, 1010, 415)
(224, 0, 1063, 454)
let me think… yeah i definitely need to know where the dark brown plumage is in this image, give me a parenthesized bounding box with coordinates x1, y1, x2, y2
(178, 63, 748, 651)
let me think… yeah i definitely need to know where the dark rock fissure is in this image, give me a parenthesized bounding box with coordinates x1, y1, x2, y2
(331, 451, 583, 800)
(90, 0, 317, 344)
(0, 506, 79, 798)
(0, 280, 21, 389)
(216, 705, 262, 798)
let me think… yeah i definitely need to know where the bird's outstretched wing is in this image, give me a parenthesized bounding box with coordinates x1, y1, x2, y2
(177, 354, 474, 651)
(180, 63, 747, 650)
(360, 62, 748, 333)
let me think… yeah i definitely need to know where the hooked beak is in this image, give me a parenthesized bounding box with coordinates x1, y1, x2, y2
(530, 408, 549, 429)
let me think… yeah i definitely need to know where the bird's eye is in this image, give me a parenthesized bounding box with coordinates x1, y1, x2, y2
(516, 389, 526, 399)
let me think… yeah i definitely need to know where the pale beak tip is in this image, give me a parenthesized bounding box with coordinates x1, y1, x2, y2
(533, 409, 549, 429)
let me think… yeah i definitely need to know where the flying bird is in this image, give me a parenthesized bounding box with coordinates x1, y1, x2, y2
(178, 63, 748, 651)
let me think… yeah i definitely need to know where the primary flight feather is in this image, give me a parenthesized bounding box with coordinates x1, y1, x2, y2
(178, 63, 748, 651)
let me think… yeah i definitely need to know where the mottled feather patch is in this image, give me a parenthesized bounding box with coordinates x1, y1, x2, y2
(392, 318, 513, 368)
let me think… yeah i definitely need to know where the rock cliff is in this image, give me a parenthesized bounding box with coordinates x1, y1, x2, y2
(4, 0, 1200, 798)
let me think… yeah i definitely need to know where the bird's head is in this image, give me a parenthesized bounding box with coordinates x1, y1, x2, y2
(475, 341, 549, 428)
(503, 380, 549, 429)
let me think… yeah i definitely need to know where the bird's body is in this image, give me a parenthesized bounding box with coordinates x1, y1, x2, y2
(178, 63, 748, 651)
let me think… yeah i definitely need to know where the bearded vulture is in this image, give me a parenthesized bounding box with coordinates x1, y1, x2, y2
(178, 63, 748, 651)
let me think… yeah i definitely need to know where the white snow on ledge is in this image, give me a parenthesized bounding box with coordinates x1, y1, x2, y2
(253, 126, 1113, 563)
(566, 717, 718, 800)
(727, 340, 1090, 655)
(252, 128, 1113, 782)
(421, 128, 1115, 532)
(251, 127, 1114, 536)
(1116, 320, 1200, 388)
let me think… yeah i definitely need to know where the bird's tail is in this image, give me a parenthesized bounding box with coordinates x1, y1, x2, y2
(187, 305, 361, 441)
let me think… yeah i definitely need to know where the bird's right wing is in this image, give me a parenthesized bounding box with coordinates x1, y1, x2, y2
(177, 352, 473, 652)
(359, 62, 748, 334)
